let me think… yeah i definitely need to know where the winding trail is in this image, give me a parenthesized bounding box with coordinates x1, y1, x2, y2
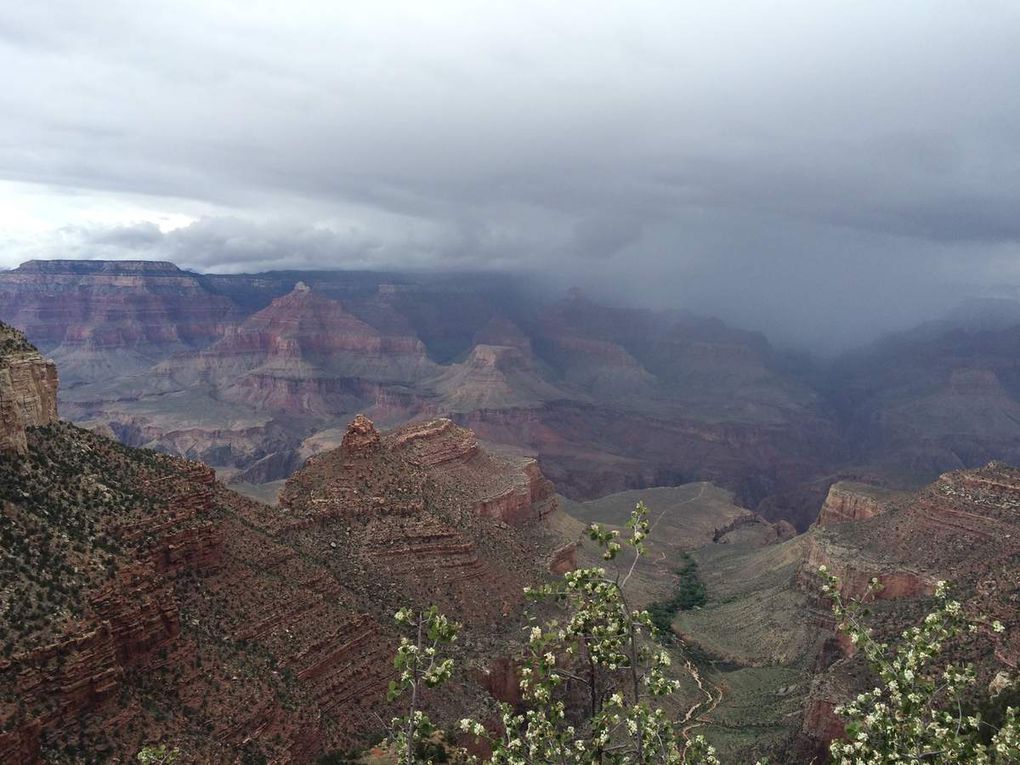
(649, 483, 707, 536)
(645, 483, 726, 739)
(678, 646, 723, 738)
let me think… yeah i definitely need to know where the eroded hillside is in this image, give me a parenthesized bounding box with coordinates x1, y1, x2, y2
(0, 324, 571, 764)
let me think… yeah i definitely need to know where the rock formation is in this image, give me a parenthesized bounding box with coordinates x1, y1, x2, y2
(0, 260, 845, 528)
(0, 325, 568, 763)
(0, 322, 58, 454)
(815, 481, 897, 527)
(792, 462, 1020, 754)
(655, 461, 1020, 761)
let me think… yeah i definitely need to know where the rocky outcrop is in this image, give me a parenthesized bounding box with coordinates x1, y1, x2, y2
(711, 512, 796, 544)
(280, 416, 566, 622)
(0, 324, 58, 454)
(548, 542, 577, 575)
(0, 408, 572, 763)
(794, 461, 1020, 754)
(391, 417, 481, 465)
(342, 413, 382, 454)
(150, 521, 225, 574)
(816, 481, 896, 527)
(472, 459, 557, 525)
(797, 534, 935, 602)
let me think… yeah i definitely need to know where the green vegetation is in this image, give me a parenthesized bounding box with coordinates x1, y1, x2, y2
(385, 605, 463, 765)
(0, 321, 36, 356)
(384, 504, 1019, 764)
(0, 422, 184, 655)
(820, 568, 1019, 764)
(388, 503, 729, 764)
(647, 553, 706, 635)
(136, 744, 180, 764)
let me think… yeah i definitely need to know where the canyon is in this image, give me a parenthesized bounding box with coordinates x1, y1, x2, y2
(0, 323, 571, 763)
(0, 259, 846, 529)
(8, 260, 1020, 533)
(665, 466, 1020, 760)
(0, 320, 1017, 763)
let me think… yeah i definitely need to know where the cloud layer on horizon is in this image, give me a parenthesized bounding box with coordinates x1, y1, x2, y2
(3, 1, 1020, 350)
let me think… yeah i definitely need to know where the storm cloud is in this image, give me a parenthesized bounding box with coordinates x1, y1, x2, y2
(3, 1, 1020, 350)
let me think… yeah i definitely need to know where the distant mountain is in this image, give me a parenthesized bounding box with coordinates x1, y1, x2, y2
(0, 260, 841, 527)
(828, 302, 1020, 483)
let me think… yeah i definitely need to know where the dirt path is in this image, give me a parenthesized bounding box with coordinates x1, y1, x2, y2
(678, 644, 723, 738)
(649, 483, 707, 536)
(648, 483, 724, 739)
(650, 483, 708, 568)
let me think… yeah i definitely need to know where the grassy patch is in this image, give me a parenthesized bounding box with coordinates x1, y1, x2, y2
(647, 553, 706, 634)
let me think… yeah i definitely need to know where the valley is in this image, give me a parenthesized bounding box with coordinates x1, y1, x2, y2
(8, 260, 1020, 533)
(0, 259, 852, 530)
(2, 263, 1020, 763)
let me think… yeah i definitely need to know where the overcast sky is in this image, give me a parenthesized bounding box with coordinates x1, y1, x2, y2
(3, 1, 1020, 350)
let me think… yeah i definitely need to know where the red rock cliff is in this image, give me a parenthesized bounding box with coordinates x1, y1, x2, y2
(816, 481, 896, 527)
(0, 325, 58, 454)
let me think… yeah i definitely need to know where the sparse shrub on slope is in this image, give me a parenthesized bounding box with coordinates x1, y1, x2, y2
(0, 422, 186, 653)
(647, 554, 707, 636)
(820, 568, 1019, 764)
(386, 503, 737, 765)
(384, 504, 1019, 764)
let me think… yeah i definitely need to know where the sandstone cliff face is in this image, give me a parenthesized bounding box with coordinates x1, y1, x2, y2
(815, 481, 897, 527)
(0, 324, 58, 453)
(797, 534, 935, 603)
(794, 463, 1020, 753)
(0, 261, 239, 386)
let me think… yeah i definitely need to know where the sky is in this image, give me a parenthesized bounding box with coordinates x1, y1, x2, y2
(3, 1, 1020, 350)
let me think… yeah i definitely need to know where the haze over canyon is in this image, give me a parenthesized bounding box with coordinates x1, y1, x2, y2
(4, 2, 1020, 762)
(6, 258, 1020, 531)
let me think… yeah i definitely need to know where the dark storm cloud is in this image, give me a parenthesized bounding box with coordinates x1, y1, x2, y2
(64, 218, 388, 271)
(571, 214, 644, 260)
(4, 1, 1020, 349)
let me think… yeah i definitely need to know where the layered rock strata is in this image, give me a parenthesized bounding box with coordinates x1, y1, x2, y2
(0, 323, 58, 453)
(0, 328, 566, 764)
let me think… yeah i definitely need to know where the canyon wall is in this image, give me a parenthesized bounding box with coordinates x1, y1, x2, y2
(0, 324, 58, 454)
(0, 261, 844, 528)
(793, 462, 1020, 754)
(0, 322, 568, 765)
